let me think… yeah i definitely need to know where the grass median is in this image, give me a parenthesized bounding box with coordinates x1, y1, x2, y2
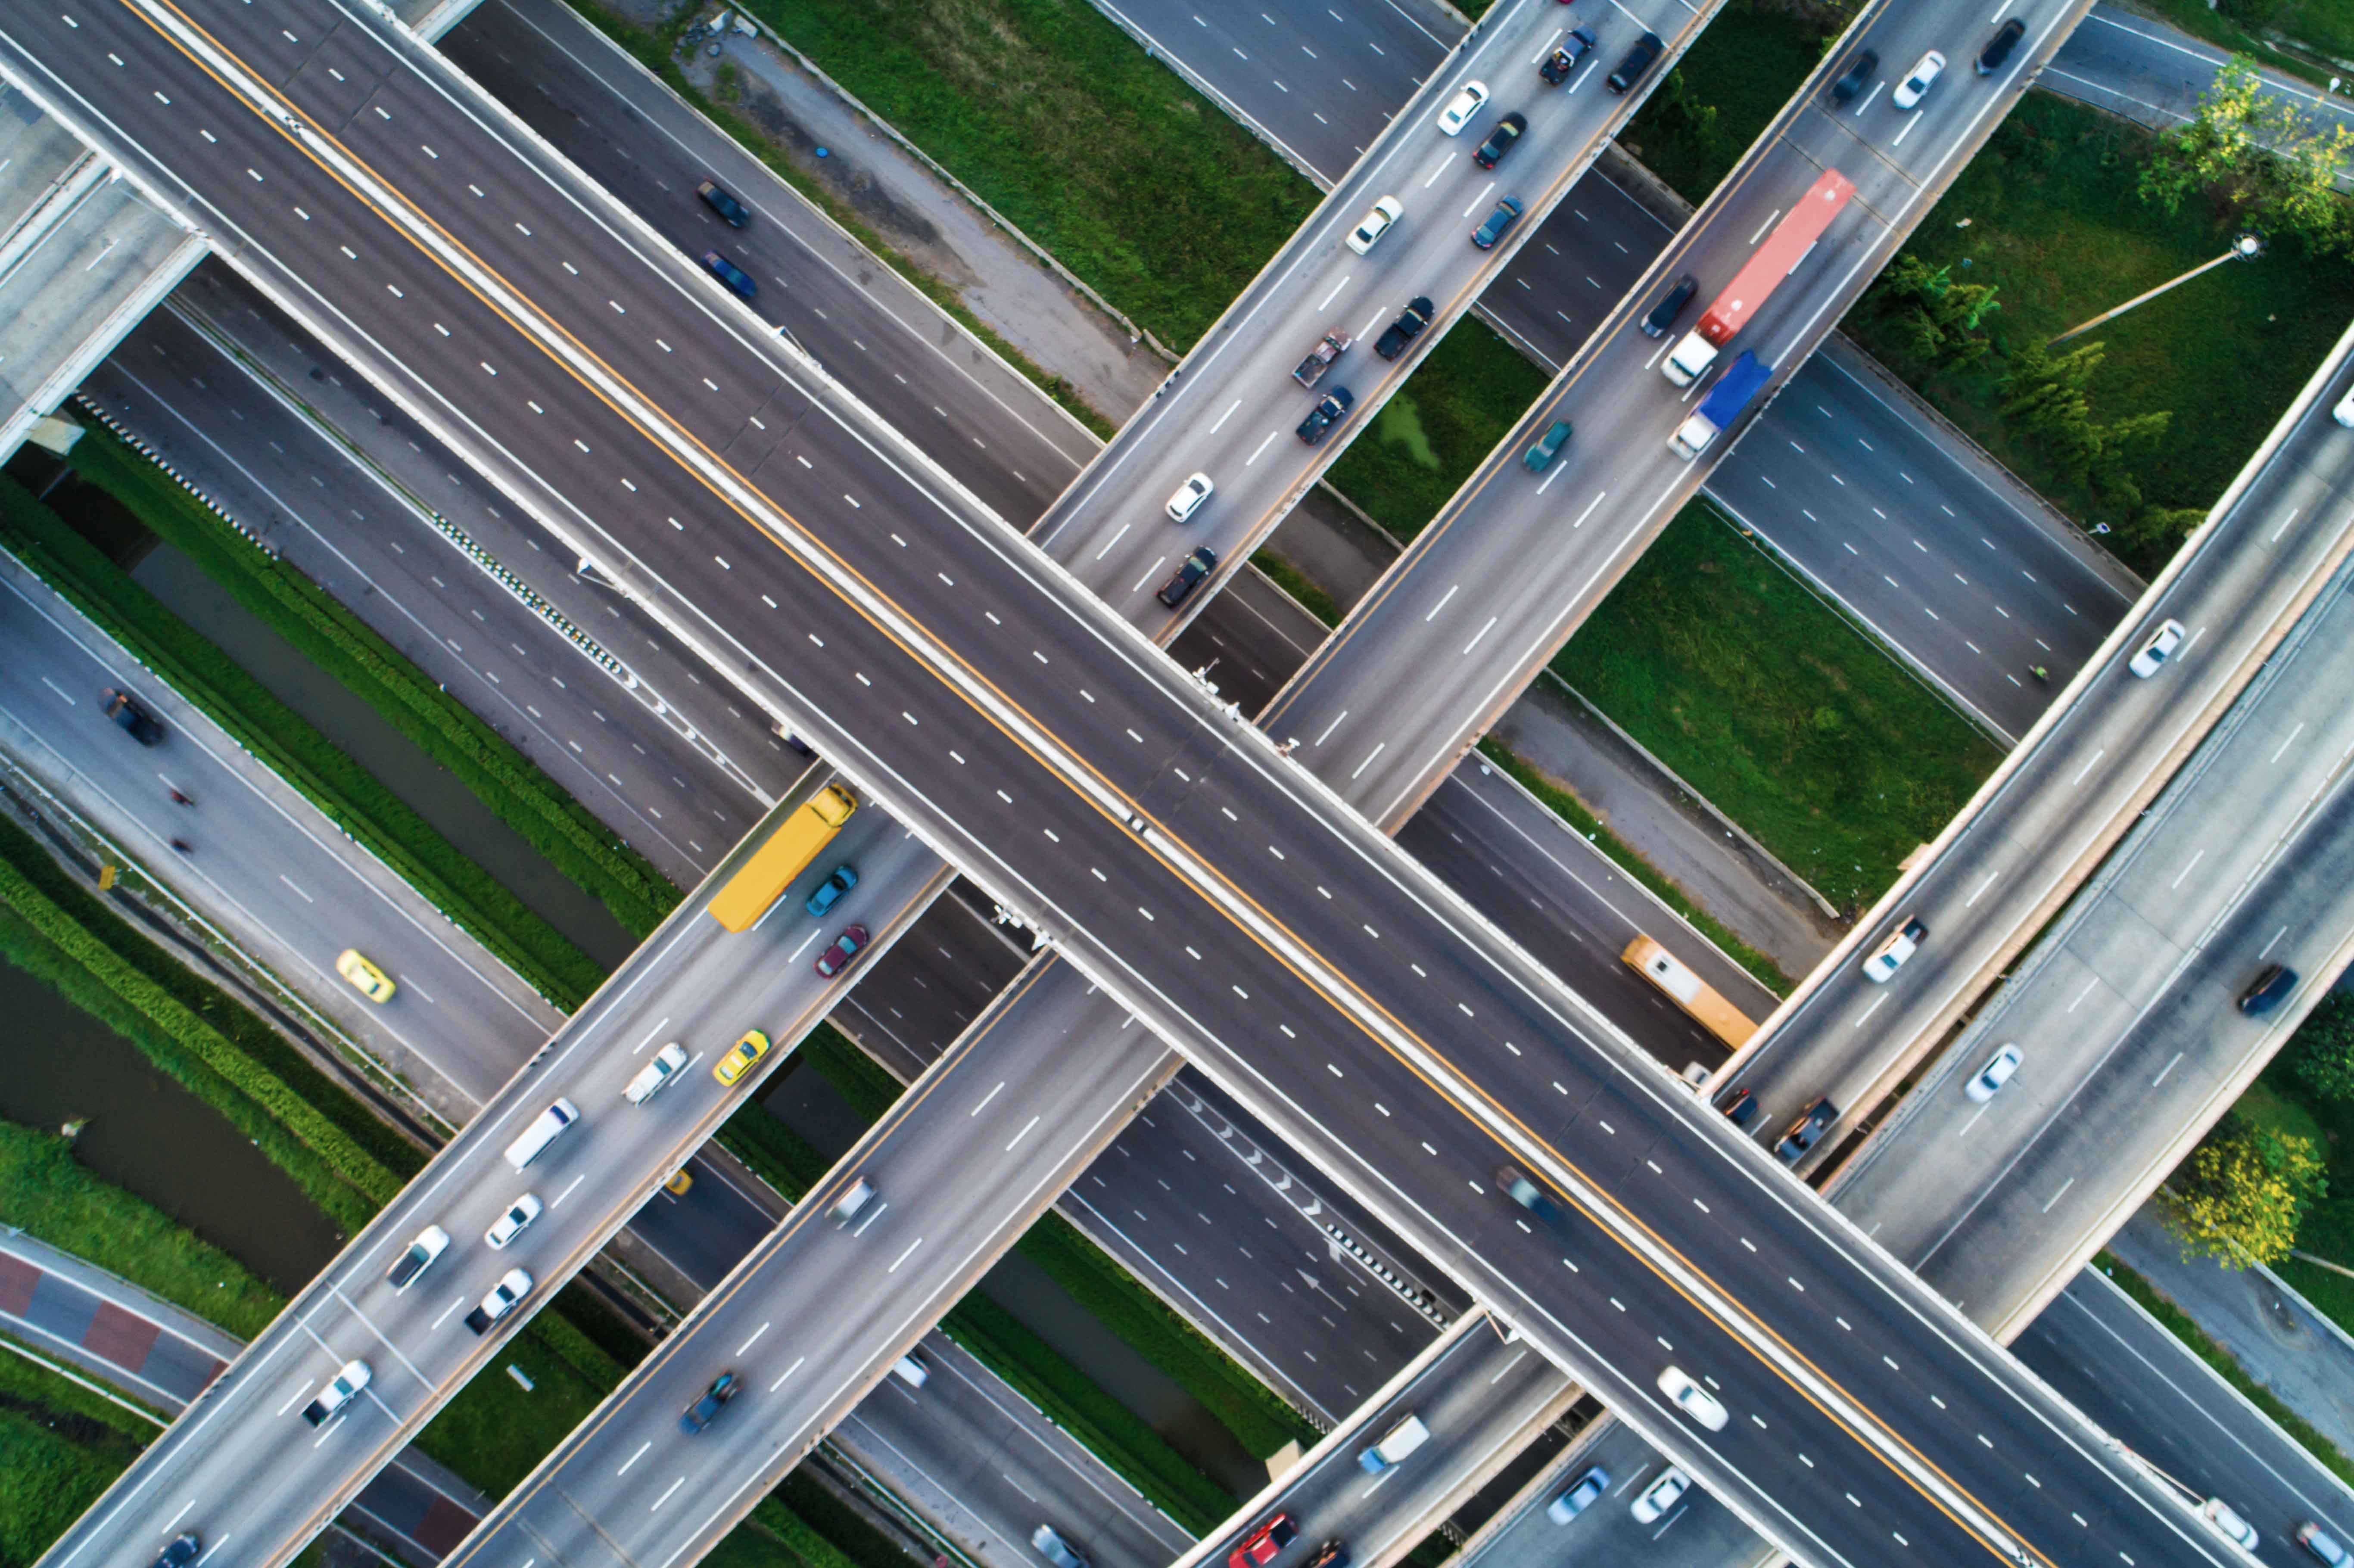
(725, 0, 1318, 348)
(1618, 0, 1836, 202)
(65, 422, 681, 941)
(1840, 92, 2354, 569)
(1553, 503, 2003, 912)
(0, 1334, 158, 1566)
(0, 467, 605, 1009)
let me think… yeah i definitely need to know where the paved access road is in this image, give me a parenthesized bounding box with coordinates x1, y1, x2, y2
(9, 6, 2233, 1564)
(1725, 328, 2354, 1173)
(1261, 0, 2099, 826)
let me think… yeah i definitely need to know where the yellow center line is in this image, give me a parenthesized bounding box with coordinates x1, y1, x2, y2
(112, 5, 2051, 1558)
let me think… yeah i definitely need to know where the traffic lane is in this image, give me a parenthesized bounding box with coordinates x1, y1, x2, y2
(1477, 147, 1670, 369)
(164, 258, 825, 804)
(834, 886, 1034, 1078)
(1712, 351, 2128, 740)
(1171, 564, 1332, 719)
(44, 10, 2220, 1556)
(442, 0, 1087, 523)
(1828, 565, 2354, 1276)
(1195, 1318, 1572, 1568)
(77, 316, 769, 886)
(1062, 1074, 1445, 1419)
(1256, 0, 2090, 824)
(1867, 749, 2354, 1324)
(1097, 0, 1448, 184)
(835, 1326, 1199, 1568)
(0, 557, 554, 1108)
(1022, 0, 1719, 631)
(1727, 373, 2354, 1144)
(1457, 1419, 1769, 1568)
(443, 972, 1177, 1568)
(1401, 766, 1775, 1057)
(35, 782, 943, 1568)
(2018, 1273, 2354, 1568)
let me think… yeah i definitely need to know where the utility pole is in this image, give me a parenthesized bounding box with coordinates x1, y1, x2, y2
(2048, 233, 2263, 345)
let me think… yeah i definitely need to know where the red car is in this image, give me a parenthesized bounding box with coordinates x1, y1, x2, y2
(814, 923, 870, 978)
(1229, 1514, 1298, 1568)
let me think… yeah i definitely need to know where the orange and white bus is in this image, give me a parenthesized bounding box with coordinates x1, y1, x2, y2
(1621, 935, 1758, 1051)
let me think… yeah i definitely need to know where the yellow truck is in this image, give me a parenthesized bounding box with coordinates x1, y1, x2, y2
(1621, 935, 1758, 1051)
(709, 785, 858, 932)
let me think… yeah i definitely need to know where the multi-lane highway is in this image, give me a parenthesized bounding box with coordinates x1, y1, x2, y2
(0, 4, 2244, 1566)
(1834, 516, 2354, 1334)
(1262, 0, 2099, 826)
(1723, 324, 2354, 1165)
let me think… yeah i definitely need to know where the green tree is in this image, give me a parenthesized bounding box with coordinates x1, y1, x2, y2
(2158, 1112, 2327, 1268)
(2289, 992, 2354, 1101)
(2141, 55, 2354, 254)
(1867, 253, 2001, 367)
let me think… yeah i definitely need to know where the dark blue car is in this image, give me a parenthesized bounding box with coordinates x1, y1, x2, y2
(701, 249, 757, 299)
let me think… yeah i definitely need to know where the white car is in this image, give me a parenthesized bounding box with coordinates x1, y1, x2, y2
(301, 1359, 372, 1426)
(1436, 81, 1489, 136)
(465, 1268, 534, 1335)
(2202, 1497, 2261, 1556)
(1166, 473, 1214, 523)
(1629, 1465, 1691, 1524)
(1891, 50, 1945, 109)
(486, 1192, 543, 1249)
(1656, 1365, 1729, 1431)
(1861, 916, 1929, 983)
(624, 1041, 691, 1104)
(2128, 618, 2186, 677)
(1965, 1044, 2023, 1103)
(2335, 385, 2354, 428)
(1347, 196, 1403, 255)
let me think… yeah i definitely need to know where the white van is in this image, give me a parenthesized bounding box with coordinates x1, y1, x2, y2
(504, 1098, 580, 1171)
(892, 1351, 929, 1388)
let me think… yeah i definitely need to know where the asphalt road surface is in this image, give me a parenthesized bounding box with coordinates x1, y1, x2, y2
(1184, 1315, 1574, 1568)
(1835, 537, 2354, 1334)
(1260, 0, 2101, 827)
(437, 964, 1177, 1568)
(1022, 0, 1719, 633)
(1725, 327, 2354, 1173)
(7, 5, 2242, 1564)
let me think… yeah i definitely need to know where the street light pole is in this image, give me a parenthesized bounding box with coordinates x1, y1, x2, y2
(2047, 233, 2264, 345)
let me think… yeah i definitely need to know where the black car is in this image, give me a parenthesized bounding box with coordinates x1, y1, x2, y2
(1157, 547, 1218, 608)
(1495, 1164, 1561, 1223)
(701, 249, 757, 299)
(680, 1370, 741, 1433)
(696, 178, 750, 227)
(2240, 964, 2299, 1016)
(1976, 17, 2025, 74)
(155, 1533, 201, 1568)
(1374, 297, 1434, 360)
(1301, 1544, 1350, 1568)
(1471, 196, 1523, 250)
(1640, 274, 1698, 338)
(1607, 31, 1663, 94)
(1296, 387, 1356, 445)
(1829, 49, 1879, 104)
(1539, 28, 1597, 83)
(1473, 111, 1527, 169)
(101, 688, 164, 746)
(1773, 1097, 1839, 1165)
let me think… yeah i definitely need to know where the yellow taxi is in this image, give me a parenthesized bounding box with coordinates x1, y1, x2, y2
(663, 1168, 694, 1197)
(712, 1029, 772, 1087)
(336, 949, 396, 1004)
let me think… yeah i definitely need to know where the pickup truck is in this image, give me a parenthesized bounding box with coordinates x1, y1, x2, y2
(1374, 297, 1433, 361)
(302, 1360, 372, 1426)
(1292, 331, 1351, 388)
(384, 1224, 449, 1291)
(465, 1268, 534, 1335)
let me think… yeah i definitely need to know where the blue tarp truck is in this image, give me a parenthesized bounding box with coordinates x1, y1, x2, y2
(1668, 350, 1771, 460)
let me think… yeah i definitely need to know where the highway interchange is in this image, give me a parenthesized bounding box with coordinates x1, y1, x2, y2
(0, 0, 2345, 1563)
